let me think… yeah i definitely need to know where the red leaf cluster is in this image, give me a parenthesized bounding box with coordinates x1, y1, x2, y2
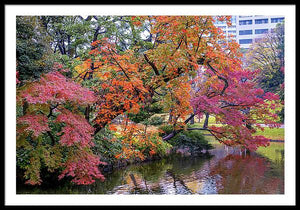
(56, 109, 95, 147)
(21, 71, 96, 106)
(17, 114, 50, 137)
(58, 150, 106, 185)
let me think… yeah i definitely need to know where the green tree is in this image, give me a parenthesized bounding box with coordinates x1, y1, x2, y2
(245, 23, 284, 94)
(16, 16, 53, 82)
(244, 23, 284, 122)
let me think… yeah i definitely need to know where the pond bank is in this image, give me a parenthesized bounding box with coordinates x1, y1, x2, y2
(17, 141, 284, 194)
(202, 134, 284, 142)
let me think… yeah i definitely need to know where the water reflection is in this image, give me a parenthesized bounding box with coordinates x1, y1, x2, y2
(17, 144, 284, 194)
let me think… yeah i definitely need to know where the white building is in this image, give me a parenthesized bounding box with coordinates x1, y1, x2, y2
(215, 15, 284, 49)
(236, 15, 284, 49)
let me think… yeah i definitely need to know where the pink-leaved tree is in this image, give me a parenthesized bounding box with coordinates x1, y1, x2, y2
(17, 70, 106, 185)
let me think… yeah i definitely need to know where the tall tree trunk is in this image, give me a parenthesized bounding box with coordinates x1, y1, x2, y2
(129, 173, 138, 188)
(85, 105, 90, 122)
(67, 35, 71, 57)
(22, 100, 28, 116)
(203, 112, 209, 129)
(190, 114, 195, 124)
(168, 109, 173, 123)
(58, 43, 65, 55)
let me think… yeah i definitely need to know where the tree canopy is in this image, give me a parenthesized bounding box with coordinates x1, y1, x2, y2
(244, 22, 284, 122)
(16, 15, 282, 185)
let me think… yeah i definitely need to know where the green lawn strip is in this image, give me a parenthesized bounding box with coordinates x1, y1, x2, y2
(156, 114, 284, 141)
(186, 121, 284, 163)
(256, 142, 284, 163)
(185, 122, 285, 163)
(189, 123, 284, 139)
(253, 127, 284, 140)
(154, 113, 217, 124)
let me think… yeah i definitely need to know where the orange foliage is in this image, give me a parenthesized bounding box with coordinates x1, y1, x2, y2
(75, 15, 272, 153)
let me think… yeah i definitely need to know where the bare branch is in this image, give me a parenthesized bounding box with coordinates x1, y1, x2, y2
(143, 53, 160, 75)
(206, 61, 229, 95)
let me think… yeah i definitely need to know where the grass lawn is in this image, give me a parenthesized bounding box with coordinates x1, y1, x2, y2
(147, 114, 285, 163)
(204, 130, 284, 163)
(253, 127, 284, 140)
(189, 123, 284, 139)
(185, 116, 285, 163)
(150, 113, 284, 141)
(256, 142, 284, 163)
(154, 113, 220, 126)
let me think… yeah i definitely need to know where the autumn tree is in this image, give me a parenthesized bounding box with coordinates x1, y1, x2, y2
(17, 15, 282, 185)
(17, 69, 106, 185)
(190, 66, 281, 151)
(75, 15, 281, 153)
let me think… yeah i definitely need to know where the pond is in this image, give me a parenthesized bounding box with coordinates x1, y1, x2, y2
(17, 142, 284, 194)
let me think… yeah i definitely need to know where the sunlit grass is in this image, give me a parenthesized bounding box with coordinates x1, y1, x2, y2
(205, 135, 221, 146)
(153, 114, 284, 143)
(155, 115, 285, 164)
(205, 133, 284, 163)
(256, 142, 284, 163)
(253, 127, 284, 140)
(183, 115, 285, 164)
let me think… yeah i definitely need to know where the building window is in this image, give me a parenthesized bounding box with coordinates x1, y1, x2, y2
(215, 20, 224, 24)
(228, 30, 236, 34)
(239, 30, 252, 35)
(239, 20, 252, 25)
(271, 17, 284, 23)
(231, 16, 237, 24)
(255, 19, 268, 24)
(255, 29, 268, 34)
(239, 39, 252, 44)
(239, 16, 252, 18)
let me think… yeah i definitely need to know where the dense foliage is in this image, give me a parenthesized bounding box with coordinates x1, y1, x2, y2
(16, 16, 53, 82)
(16, 15, 283, 186)
(17, 71, 105, 185)
(244, 23, 285, 122)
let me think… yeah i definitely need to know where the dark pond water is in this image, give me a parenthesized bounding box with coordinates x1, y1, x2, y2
(17, 143, 284, 194)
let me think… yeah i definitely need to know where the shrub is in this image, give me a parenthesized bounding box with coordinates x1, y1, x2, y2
(168, 130, 212, 155)
(133, 133, 172, 160)
(92, 128, 123, 166)
(148, 115, 164, 126)
(158, 124, 174, 137)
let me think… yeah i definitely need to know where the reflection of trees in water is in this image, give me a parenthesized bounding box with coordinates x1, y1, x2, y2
(105, 154, 210, 194)
(107, 159, 173, 194)
(17, 146, 284, 194)
(95, 149, 283, 194)
(129, 159, 173, 183)
(165, 169, 193, 194)
(209, 153, 283, 194)
(109, 154, 213, 194)
(100, 149, 283, 194)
